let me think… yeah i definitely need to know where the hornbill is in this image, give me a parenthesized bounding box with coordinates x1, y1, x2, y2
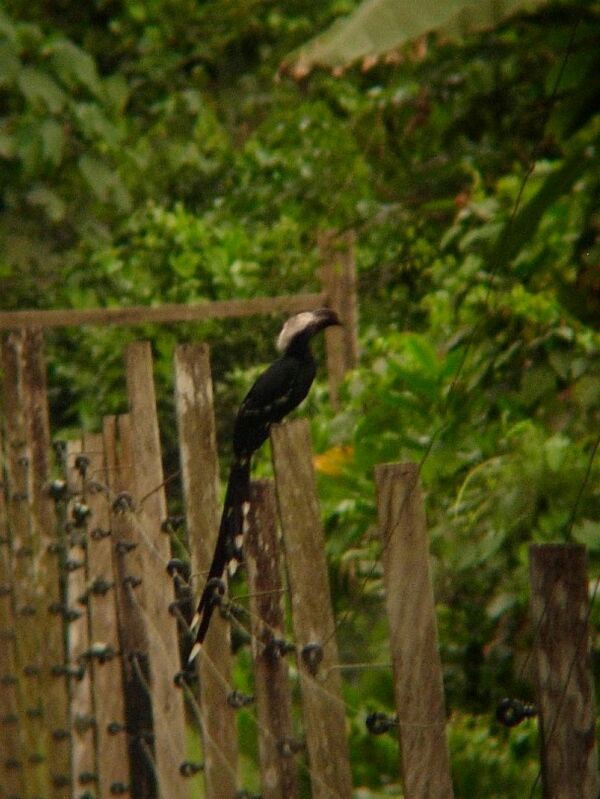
(189, 307, 341, 659)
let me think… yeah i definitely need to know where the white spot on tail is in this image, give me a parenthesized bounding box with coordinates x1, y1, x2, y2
(188, 642, 201, 663)
(190, 612, 200, 630)
(234, 534, 243, 550)
(228, 559, 239, 577)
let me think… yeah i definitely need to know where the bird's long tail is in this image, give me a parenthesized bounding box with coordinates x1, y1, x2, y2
(189, 456, 251, 658)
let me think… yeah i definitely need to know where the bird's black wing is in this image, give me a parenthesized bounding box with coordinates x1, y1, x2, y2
(233, 355, 316, 455)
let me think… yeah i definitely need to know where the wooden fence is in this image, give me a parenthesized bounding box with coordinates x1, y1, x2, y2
(1, 329, 598, 799)
(0, 336, 598, 795)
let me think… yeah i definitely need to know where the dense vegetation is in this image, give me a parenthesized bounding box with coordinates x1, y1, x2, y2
(1, 1, 598, 796)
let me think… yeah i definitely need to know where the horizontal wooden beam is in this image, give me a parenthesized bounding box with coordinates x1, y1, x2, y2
(0, 292, 327, 330)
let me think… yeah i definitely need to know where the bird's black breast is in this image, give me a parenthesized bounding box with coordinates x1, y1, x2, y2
(233, 353, 316, 456)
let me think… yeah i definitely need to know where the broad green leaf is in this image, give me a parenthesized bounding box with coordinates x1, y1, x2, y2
(403, 334, 439, 377)
(18, 66, 66, 112)
(26, 185, 66, 221)
(0, 10, 17, 42)
(0, 39, 20, 85)
(543, 434, 570, 473)
(572, 519, 600, 552)
(49, 39, 103, 99)
(78, 154, 131, 211)
(489, 122, 598, 272)
(283, 0, 549, 73)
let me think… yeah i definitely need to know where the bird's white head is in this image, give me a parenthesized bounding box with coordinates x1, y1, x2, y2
(276, 308, 341, 353)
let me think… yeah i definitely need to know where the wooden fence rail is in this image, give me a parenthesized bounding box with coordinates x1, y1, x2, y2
(0, 327, 598, 799)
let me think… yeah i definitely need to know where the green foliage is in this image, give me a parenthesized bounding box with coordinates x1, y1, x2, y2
(1, 0, 599, 795)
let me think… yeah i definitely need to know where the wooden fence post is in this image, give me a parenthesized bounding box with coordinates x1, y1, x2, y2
(529, 544, 599, 799)
(0, 425, 25, 799)
(173, 342, 238, 798)
(1, 332, 52, 798)
(271, 419, 353, 799)
(124, 342, 189, 799)
(65, 440, 97, 797)
(374, 463, 454, 799)
(319, 230, 359, 410)
(245, 479, 299, 799)
(82, 430, 131, 798)
(104, 414, 154, 799)
(21, 329, 72, 796)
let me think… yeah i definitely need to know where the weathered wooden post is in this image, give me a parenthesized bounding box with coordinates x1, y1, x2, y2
(375, 462, 454, 799)
(173, 342, 238, 798)
(124, 342, 189, 799)
(82, 430, 131, 798)
(319, 229, 359, 410)
(245, 479, 299, 799)
(0, 425, 25, 799)
(104, 413, 154, 799)
(530, 544, 599, 799)
(271, 419, 353, 799)
(21, 328, 72, 795)
(65, 440, 97, 796)
(2, 331, 62, 797)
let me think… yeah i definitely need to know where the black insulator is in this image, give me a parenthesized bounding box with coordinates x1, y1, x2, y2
(263, 638, 295, 659)
(26, 707, 43, 719)
(115, 540, 137, 555)
(226, 690, 255, 709)
(112, 492, 134, 513)
(51, 663, 85, 680)
(0, 674, 18, 685)
(74, 455, 91, 476)
(205, 577, 226, 607)
(90, 526, 111, 540)
(52, 728, 72, 741)
(366, 711, 398, 735)
(53, 439, 67, 460)
(179, 760, 204, 777)
(90, 577, 114, 595)
(123, 575, 142, 590)
(166, 558, 186, 576)
(110, 782, 130, 795)
(161, 515, 185, 534)
(18, 605, 36, 617)
(74, 715, 96, 733)
(0, 584, 12, 597)
(107, 721, 126, 735)
(85, 643, 116, 664)
(78, 771, 97, 784)
(48, 478, 68, 501)
(64, 607, 83, 623)
(277, 737, 305, 757)
(496, 698, 537, 728)
(173, 669, 197, 688)
(1, 713, 18, 725)
(5, 758, 22, 770)
(72, 502, 92, 526)
(52, 774, 71, 788)
(23, 665, 41, 677)
(301, 642, 323, 675)
(65, 558, 85, 572)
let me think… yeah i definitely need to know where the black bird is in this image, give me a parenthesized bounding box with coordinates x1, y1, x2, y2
(189, 307, 341, 658)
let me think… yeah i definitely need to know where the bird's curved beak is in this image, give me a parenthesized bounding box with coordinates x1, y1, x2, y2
(314, 308, 342, 328)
